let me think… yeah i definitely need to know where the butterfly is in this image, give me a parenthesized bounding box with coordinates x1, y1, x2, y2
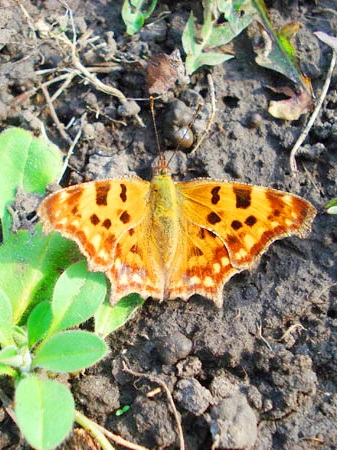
(38, 155, 316, 307)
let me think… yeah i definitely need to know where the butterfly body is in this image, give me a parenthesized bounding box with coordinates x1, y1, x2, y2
(38, 163, 316, 307)
(150, 169, 181, 272)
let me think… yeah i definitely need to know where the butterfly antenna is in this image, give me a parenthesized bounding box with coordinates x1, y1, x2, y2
(150, 96, 166, 169)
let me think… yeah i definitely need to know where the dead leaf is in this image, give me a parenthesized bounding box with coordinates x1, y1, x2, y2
(146, 49, 189, 96)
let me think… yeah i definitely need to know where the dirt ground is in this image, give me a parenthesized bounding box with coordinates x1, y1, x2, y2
(0, 0, 337, 449)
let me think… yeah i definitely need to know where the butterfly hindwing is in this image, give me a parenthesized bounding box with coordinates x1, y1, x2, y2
(107, 218, 164, 303)
(166, 220, 239, 306)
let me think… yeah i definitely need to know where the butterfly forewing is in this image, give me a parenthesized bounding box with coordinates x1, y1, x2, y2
(176, 179, 316, 269)
(38, 177, 151, 271)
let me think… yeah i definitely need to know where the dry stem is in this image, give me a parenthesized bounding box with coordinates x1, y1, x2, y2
(122, 361, 186, 450)
(289, 50, 336, 174)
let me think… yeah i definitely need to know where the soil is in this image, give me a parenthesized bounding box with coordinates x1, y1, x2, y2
(0, 0, 337, 449)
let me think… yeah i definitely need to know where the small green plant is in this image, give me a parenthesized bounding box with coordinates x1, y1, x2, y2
(182, 0, 254, 75)
(122, 0, 158, 35)
(0, 262, 107, 449)
(0, 128, 144, 449)
(251, 0, 313, 120)
(324, 198, 337, 215)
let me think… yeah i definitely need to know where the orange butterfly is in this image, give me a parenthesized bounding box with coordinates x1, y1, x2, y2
(38, 155, 316, 307)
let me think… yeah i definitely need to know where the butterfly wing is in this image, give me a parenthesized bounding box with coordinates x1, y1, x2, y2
(177, 179, 316, 267)
(168, 179, 316, 306)
(38, 178, 165, 304)
(166, 220, 240, 307)
(107, 217, 165, 303)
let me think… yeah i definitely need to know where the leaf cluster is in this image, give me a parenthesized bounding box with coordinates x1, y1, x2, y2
(182, 0, 254, 75)
(122, 0, 157, 36)
(0, 129, 144, 449)
(121, 0, 313, 120)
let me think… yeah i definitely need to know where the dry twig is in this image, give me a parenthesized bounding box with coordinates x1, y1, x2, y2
(122, 361, 186, 450)
(39, 81, 72, 144)
(256, 321, 273, 351)
(57, 113, 86, 184)
(190, 73, 216, 155)
(289, 50, 336, 174)
(17, 4, 145, 126)
(279, 323, 306, 341)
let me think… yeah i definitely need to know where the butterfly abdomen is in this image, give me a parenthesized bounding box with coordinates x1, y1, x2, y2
(150, 173, 181, 271)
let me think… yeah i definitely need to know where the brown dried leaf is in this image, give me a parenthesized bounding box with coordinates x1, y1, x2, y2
(146, 49, 189, 96)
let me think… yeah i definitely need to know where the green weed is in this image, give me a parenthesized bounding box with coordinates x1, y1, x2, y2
(0, 128, 144, 449)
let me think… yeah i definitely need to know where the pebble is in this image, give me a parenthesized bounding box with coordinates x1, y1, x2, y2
(156, 331, 193, 365)
(174, 378, 213, 415)
(207, 393, 257, 449)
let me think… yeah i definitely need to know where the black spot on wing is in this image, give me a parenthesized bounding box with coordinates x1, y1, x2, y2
(120, 211, 131, 224)
(96, 183, 110, 206)
(231, 220, 242, 230)
(207, 212, 221, 224)
(233, 186, 251, 209)
(245, 215, 257, 226)
(90, 214, 100, 225)
(120, 184, 127, 202)
(211, 186, 221, 205)
(102, 218, 112, 229)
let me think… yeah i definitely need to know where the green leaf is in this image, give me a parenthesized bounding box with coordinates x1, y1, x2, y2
(182, 13, 197, 56)
(201, 2, 214, 43)
(27, 302, 52, 347)
(49, 262, 106, 335)
(0, 288, 14, 346)
(0, 345, 20, 364)
(250, 0, 313, 119)
(12, 326, 28, 347)
(182, 1, 253, 74)
(32, 330, 107, 372)
(324, 197, 337, 214)
(15, 376, 74, 450)
(208, 13, 254, 47)
(95, 294, 145, 338)
(115, 405, 131, 416)
(186, 52, 233, 75)
(0, 344, 31, 371)
(0, 128, 63, 239)
(122, 0, 157, 35)
(0, 363, 17, 377)
(0, 225, 80, 324)
(326, 206, 337, 215)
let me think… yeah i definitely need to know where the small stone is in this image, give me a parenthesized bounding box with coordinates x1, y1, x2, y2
(245, 112, 263, 129)
(207, 394, 257, 449)
(115, 396, 177, 448)
(313, 123, 331, 140)
(245, 385, 263, 410)
(174, 378, 213, 415)
(117, 101, 140, 118)
(176, 356, 202, 378)
(82, 123, 96, 140)
(156, 332, 193, 365)
(75, 375, 120, 415)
